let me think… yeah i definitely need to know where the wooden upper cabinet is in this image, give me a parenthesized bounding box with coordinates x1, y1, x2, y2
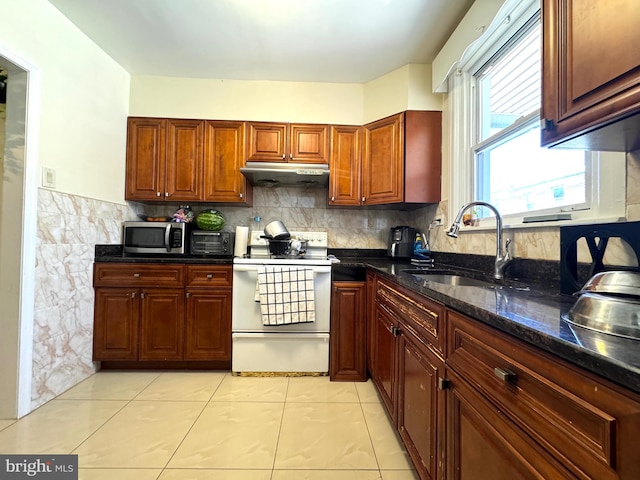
(289, 123, 329, 163)
(247, 122, 288, 162)
(166, 119, 204, 201)
(542, 0, 640, 151)
(203, 121, 252, 205)
(362, 111, 441, 206)
(125, 117, 166, 201)
(247, 122, 329, 163)
(328, 125, 362, 206)
(125, 117, 203, 202)
(363, 113, 404, 205)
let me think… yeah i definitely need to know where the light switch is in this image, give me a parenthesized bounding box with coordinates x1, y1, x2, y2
(42, 166, 56, 188)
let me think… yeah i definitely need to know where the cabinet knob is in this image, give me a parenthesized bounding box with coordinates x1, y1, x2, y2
(206, 273, 213, 279)
(289, 153, 293, 159)
(186, 292, 190, 298)
(131, 292, 136, 298)
(282, 154, 286, 160)
(361, 196, 365, 202)
(165, 192, 169, 197)
(140, 292, 146, 299)
(239, 193, 243, 199)
(391, 326, 402, 337)
(156, 192, 161, 197)
(494, 367, 517, 384)
(133, 273, 140, 278)
(331, 196, 335, 202)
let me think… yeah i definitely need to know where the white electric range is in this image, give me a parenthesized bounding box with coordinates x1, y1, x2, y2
(231, 231, 332, 374)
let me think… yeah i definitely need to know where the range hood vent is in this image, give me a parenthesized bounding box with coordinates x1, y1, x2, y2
(240, 162, 330, 188)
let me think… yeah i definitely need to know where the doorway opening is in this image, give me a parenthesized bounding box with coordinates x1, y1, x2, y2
(0, 49, 39, 419)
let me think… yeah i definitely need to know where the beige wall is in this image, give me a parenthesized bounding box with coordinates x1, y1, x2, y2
(130, 76, 364, 125)
(1, 0, 130, 205)
(130, 63, 442, 126)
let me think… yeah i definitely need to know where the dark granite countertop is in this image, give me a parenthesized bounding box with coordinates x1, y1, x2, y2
(335, 255, 640, 396)
(94, 244, 233, 265)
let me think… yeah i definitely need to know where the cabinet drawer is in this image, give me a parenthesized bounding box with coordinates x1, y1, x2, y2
(94, 263, 184, 288)
(447, 310, 640, 480)
(376, 278, 445, 356)
(185, 265, 232, 287)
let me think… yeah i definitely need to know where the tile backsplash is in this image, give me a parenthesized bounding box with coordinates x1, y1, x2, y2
(142, 187, 423, 249)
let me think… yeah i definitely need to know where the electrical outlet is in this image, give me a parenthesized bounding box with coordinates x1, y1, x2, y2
(42, 167, 56, 189)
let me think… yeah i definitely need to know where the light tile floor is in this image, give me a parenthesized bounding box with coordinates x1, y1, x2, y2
(0, 372, 419, 480)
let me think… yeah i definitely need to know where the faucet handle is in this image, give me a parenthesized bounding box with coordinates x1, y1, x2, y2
(504, 238, 512, 258)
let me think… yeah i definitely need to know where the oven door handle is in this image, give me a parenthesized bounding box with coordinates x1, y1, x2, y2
(232, 332, 330, 340)
(233, 265, 332, 274)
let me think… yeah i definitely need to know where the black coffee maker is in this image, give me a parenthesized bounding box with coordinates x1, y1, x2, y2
(388, 226, 417, 258)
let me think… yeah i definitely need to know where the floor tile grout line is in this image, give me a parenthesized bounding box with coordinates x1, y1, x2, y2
(269, 376, 290, 478)
(158, 390, 216, 473)
(68, 396, 136, 457)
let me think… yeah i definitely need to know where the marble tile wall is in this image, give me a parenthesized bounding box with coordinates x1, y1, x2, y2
(33, 189, 135, 409)
(147, 187, 417, 249)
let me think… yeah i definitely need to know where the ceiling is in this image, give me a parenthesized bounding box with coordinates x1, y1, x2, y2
(49, 0, 474, 84)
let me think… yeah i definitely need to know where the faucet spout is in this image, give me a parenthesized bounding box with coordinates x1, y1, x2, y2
(447, 201, 512, 279)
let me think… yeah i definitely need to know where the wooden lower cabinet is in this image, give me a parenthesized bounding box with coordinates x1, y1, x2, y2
(139, 288, 185, 361)
(93, 263, 232, 365)
(371, 303, 398, 419)
(368, 273, 640, 480)
(397, 326, 445, 480)
(446, 369, 573, 480)
(330, 281, 367, 381)
(185, 288, 232, 360)
(93, 288, 140, 361)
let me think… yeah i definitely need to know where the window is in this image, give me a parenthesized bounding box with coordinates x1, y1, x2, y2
(448, 0, 625, 227)
(473, 15, 589, 219)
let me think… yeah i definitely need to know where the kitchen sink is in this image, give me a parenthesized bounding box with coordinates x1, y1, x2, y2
(410, 273, 495, 288)
(402, 269, 529, 290)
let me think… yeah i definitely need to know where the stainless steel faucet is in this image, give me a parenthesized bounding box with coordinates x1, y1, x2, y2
(446, 201, 512, 279)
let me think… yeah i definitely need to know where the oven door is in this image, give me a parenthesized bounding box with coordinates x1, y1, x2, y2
(231, 264, 331, 333)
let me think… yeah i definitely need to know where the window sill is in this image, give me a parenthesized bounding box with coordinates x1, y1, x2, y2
(456, 216, 625, 233)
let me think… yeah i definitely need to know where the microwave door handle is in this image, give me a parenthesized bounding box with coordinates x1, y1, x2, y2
(164, 224, 172, 252)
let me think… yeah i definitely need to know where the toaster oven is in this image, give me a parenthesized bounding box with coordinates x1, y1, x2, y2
(190, 231, 234, 256)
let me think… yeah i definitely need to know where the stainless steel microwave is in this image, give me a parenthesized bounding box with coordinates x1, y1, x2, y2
(123, 221, 187, 254)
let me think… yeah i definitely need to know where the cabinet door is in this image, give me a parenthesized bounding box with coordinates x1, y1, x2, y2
(203, 121, 252, 204)
(289, 123, 329, 164)
(93, 288, 139, 361)
(363, 113, 404, 205)
(247, 122, 288, 162)
(328, 125, 362, 206)
(542, 0, 640, 150)
(139, 289, 185, 361)
(397, 329, 445, 480)
(125, 117, 166, 201)
(366, 271, 377, 375)
(185, 288, 232, 360)
(372, 304, 398, 421)
(447, 370, 574, 480)
(165, 119, 204, 201)
(330, 281, 366, 381)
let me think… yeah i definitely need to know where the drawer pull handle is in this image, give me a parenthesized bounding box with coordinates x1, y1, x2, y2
(206, 274, 213, 279)
(494, 367, 517, 383)
(133, 273, 140, 278)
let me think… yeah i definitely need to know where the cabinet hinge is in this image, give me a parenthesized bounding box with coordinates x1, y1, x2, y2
(438, 377, 451, 390)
